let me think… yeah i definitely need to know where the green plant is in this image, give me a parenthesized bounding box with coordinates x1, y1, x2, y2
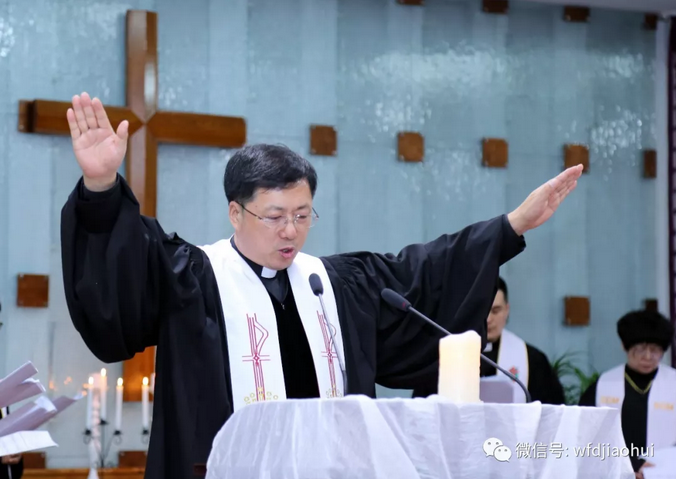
(551, 351, 600, 405)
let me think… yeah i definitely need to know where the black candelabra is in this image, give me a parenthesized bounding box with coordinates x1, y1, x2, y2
(82, 382, 150, 469)
(83, 420, 150, 469)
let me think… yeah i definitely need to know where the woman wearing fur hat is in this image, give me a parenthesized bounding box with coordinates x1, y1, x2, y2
(579, 310, 676, 479)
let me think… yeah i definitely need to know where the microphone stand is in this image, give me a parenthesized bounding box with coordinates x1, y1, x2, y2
(380, 288, 532, 403)
(316, 293, 348, 394)
(309, 274, 348, 396)
(409, 305, 531, 403)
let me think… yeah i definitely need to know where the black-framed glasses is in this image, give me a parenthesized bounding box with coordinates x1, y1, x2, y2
(239, 203, 319, 230)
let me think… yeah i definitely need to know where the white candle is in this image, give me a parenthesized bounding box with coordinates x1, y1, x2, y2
(100, 368, 107, 422)
(142, 377, 149, 431)
(115, 378, 123, 431)
(86, 376, 94, 430)
(437, 330, 481, 403)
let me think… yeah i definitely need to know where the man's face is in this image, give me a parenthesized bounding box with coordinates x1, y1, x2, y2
(486, 290, 509, 343)
(626, 342, 664, 374)
(229, 181, 314, 270)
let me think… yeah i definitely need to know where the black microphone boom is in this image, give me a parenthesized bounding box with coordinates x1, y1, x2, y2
(380, 288, 532, 403)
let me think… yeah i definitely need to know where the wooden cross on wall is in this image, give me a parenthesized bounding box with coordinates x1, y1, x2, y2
(17, 10, 246, 402)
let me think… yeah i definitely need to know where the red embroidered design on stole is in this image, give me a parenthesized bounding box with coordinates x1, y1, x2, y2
(242, 314, 270, 401)
(317, 311, 339, 397)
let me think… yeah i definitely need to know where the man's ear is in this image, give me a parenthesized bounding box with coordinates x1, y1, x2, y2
(229, 202, 242, 230)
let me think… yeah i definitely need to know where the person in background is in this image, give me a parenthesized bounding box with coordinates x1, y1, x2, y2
(579, 310, 676, 479)
(413, 277, 565, 404)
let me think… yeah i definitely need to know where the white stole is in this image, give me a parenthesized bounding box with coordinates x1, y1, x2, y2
(199, 239, 345, 412)
(596, 364, 676, 449)
(495, 329, 529, 403)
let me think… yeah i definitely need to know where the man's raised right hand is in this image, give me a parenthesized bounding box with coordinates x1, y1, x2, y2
(67, 92, 129, 192)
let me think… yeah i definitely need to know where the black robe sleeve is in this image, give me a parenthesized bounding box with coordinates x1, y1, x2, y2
(61, 175, 233, 479)
(322, 215, 525, 391)
(60, 175, 208, 363)
(525, 344, 566, 405)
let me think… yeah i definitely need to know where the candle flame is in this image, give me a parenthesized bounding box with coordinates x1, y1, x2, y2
(101, 368, 107, 377)
(117, 378, 123, 387)
(142, 377, 149, 386)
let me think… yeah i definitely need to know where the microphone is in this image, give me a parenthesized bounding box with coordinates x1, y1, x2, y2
(380, 288, 532, 403)
(309, 273, 323, 296)
(309, 273, 347, 395)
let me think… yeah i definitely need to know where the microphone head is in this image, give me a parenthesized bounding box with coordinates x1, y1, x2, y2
(309, 273, 324, 296)
(381, 288, 411, 312)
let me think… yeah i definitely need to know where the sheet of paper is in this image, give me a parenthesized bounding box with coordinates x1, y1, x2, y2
(480, 376, 516, 403)
(0, 430, 57, 456)
(0, 396, 56, 437)
(52, 393, 82, 413)
(0, 379, 45, 408)
(0, 362, 39, 408)
(41, 393, 83, 423)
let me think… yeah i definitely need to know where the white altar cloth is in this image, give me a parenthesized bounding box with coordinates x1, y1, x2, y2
(206, 395, 634, 479)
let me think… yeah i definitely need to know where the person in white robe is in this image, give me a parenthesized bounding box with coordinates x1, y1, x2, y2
(579, 310, 676, 479)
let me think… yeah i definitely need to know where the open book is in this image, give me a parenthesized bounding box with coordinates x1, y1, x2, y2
(0, 361, 81, 456)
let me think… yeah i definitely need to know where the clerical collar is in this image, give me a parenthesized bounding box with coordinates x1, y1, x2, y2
(229, 236, 279, 278)
(484, 335, 501, 352)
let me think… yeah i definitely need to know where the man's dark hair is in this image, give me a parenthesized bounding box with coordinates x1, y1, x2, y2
(223, 144, 318, 204)
(497, 277, 508, 303)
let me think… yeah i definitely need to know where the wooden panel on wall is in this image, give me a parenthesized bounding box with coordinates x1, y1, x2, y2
(123, 349, 154, 402)
(564, 296, 590, 326)
(309, 125, 337, 156)
(644, 298, 658, 312)
(119, 451, 148, 468)
(644, 14, 658, 31)
(23, 452, 46, 469)
(482, 138, 508, 168)
(564, 6, 589, 22)
(483, 0, 508, 14)
(397, 132, 424, 162)
(16, 274, 49, 308)
(643, 149, 657, 178)
(564, 144, 589, 173)
(24, 468, 144, 479)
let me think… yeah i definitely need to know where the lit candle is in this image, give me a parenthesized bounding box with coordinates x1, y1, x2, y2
(86, 376, 94, 430)
(437, 330, 481, 403)
(115, 378, 123, 431)
(100, 368, 107, 422)
(142, 377, 149, 431)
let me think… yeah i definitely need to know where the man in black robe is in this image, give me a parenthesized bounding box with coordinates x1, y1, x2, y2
(60, 92, 582, 479)
(579, 311, 676, 479)
(412, 277, 565, 404)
